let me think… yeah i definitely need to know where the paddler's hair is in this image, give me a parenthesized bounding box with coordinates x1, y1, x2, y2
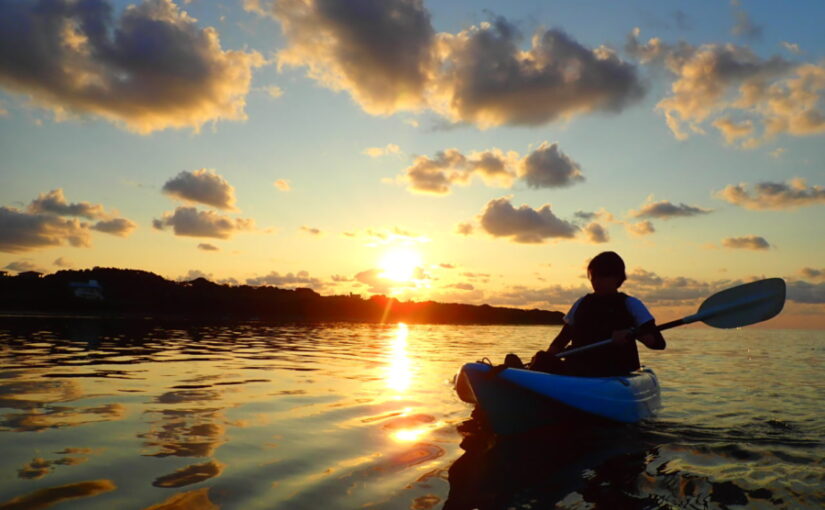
(587, 251, 626, 285)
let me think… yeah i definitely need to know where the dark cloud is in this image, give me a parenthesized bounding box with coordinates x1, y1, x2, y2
(246, 270, 325, 290)
(197, 243, 219, 251)
(786, 280, 825, 304)
(478, 197, 578, 244)
(630, 199, 711, 219)
(800, 267, 825, 281)
(0, 206, 91, 253)
(455, 222, 473, 236)
(519, 142, 584, 189)
(722, 235, 771, 250)
(162, 169, 237, 210)
(730, 0, 763, 40)
(28, 189, 106, 219)
(270, 0, 435, 114)
(0, 0, 263, 133)
(91, 218, 137, 237)
(583, 222, 609, 243)
(437, 19, 645, 127)
(4, 260, 47, 274)
(258, 1, 642, 128)
(153, 207, 254, 239)
(716, 178, 825, 210)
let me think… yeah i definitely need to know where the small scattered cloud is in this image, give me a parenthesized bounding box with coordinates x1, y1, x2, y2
(455, 222, 474, 236)
(630, 198, 712, 219)
(4, 260, 47, 274)
(398, 142, 583, 195)
(478, 197, 578, 244)
(721, 235, 771, 250)
(0, 0, 264, 134)
(197, 243, 219, 251)
(246, 270, 326, 290)
(769, 148, 786, 158)
(153, 207, 254, 239)
(178, 269, 212, 282)
(342, 226, 428, 246)
(28, 189, 106, 219)
(363, 144, 401, 158)
(780, 41, 802, 55)
(730, 0, 763, 40)
(625, 220, 655, 236)
(800, 267, 825, 281)
(92, 218, 137, 237)
(162, 169, 237, 211)
(786, 280, 825, 304)
(300, 226, 322, 236)
(273, 179, 291, 191)
(53, 257, 73, 268)
(583, 222, 609, 244)
(354, 268, 392, 294)
(716, 178, 825, 210)
(446, 282, 474, 291)
(713, 117, 754, 145)
(264, 85, 284, 98)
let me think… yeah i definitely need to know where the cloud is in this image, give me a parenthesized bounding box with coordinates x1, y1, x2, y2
(712, 116, 754, 145)
(583, 222, 609, 243)
(0, 0, 264, 134)
(630, 198, 712, 219)
(627, 30, 825, 145)
(781, 41, 801, 55)
(715, 178, 825, 210)
(0, 206, 91, 253)
(363, 144, 401, 158)
(246, 270, 325, 290)
(53, 257, 73, 267)
(800, 267, 825, 281)
(28, 189, 106, 219)
(92, 218, 137, 237)
(162, 169, 237, 210)
(197, 243, 219, 251)
(354, 268, 392, 294)
(721, 235, 771, 250)
(478, 197, 578, 244)
(4, 260, 47, 274)
(786, 280, 825, 304)
(342, 226, 428, 246)
(455, 222, 473, 236)
(264, 85, 284, 98)
(178, 269, 212, 281)
(273, 179, 291, 191)
(300, 226, 322, 236)
(399, 142, 583, 195)
(625, 220, 655, 236)
(434, 19, 645, 127)
(153, 207, 254, 239)
(519, 142, 584, 189)
(255, 1, 642, 128)
(490, 283, 589, 309)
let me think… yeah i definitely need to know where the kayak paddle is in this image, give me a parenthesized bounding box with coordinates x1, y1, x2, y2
(557, 278, 786, 358)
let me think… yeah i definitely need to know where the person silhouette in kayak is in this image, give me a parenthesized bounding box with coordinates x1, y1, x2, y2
(532, 251, 665, 377)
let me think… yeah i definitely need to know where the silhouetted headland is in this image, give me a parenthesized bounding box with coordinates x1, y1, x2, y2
(0, 268, 564, 325)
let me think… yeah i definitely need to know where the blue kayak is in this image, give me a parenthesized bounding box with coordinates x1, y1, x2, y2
(455, 362, 661, 435)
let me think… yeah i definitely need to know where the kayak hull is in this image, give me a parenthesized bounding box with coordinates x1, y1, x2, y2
(455, 362, 661, 435)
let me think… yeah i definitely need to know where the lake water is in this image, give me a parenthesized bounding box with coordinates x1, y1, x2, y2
(0, 317, 822, 509)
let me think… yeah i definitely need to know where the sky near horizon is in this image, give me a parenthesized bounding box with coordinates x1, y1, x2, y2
(1, 0, 824, 327)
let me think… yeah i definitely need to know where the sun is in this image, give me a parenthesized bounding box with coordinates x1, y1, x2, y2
(379, 247, 422, 282)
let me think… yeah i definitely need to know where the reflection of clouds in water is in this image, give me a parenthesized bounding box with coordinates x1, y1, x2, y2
(143, 488, 219, 510)
(18, 453, 90, 479)
(140, 409, 226, 458)
(152, 460, 224, 488)
(0, 479, 115, 510)
(0, 403, 125, 432)
(155, 389, 220, 404)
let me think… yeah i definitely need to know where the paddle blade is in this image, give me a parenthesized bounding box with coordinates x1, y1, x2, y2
(696, 278, 785, 328)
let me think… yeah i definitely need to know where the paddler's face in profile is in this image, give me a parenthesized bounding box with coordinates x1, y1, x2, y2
(588, 271, 622, 294)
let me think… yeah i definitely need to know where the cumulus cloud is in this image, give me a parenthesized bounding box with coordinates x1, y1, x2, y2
(800, 267, 825, 281)
(197, 243, 218, 251)
(246, 270, 326, 290)
(273, 179, 291, 191)
(712, 116, 754, 145)
(0, 0, 264, 134)
(786, 280, 825, 304)
(583, 222, 609, 243)
(162, 169, 237, 211)
(0, 206, 91, 253)
(455, 222, 473, 236)
(153, 207, 254, 239)
(478, 197, 578, 244)
(28, 189, 106, 219)
(92, 218, 137, 237)
(53, 256, 73, 267)
(627, 29, 825, 145)
(625, 220, 655, 236)
(399, 142, 582, 195)
(781, 42, 801, 55)
(4, 260, 47, 274)
(630, 198, 712, 219)
(715, 178, 825, 210)
(519, 142, 584, 189)
(253, 1, 642, 128)
(721, 235, 771, 250)
(354, 268, 393, 294)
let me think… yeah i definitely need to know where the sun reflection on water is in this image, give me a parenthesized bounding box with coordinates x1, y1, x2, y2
(385, 323, 411, 395)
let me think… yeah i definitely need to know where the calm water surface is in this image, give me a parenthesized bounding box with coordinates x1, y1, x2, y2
(0, 318, 822, 509)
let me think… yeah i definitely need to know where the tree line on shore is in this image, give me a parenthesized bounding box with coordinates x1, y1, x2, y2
(0, 267, 563, 325)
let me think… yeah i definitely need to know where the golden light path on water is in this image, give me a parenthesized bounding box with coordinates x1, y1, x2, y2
(385, 323, 437, 444)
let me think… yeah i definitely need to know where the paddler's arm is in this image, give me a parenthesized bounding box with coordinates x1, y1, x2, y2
(614, 320, 666, 350)
(547, 323, 574, 355)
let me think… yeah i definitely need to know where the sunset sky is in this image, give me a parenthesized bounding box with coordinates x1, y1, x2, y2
(1, 0, 824, 327)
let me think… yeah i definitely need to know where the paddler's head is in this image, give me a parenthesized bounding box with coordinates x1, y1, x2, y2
(587, 251, 626, 294)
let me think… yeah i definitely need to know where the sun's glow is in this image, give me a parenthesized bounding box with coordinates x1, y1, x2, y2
(379, 247, 422, 282)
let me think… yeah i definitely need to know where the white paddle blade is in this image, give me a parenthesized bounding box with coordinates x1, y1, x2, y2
(696, 278, 786, 329)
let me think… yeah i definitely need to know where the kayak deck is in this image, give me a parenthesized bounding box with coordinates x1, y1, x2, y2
(456, 362, 661, 435)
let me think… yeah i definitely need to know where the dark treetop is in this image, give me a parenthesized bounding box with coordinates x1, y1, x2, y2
(0, 268, 563, 325)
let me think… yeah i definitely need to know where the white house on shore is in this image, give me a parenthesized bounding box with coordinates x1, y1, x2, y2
(70, 280, 104, 300)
